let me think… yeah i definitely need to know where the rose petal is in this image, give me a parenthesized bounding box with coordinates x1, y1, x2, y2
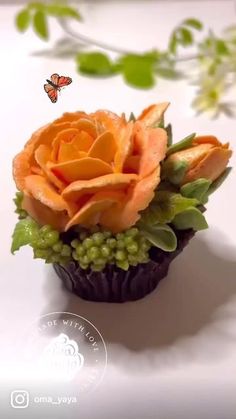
(13, 125, 48, 190)
(114, 122, 133, 172)
(22, 194, 69, 232)
(133, 122, 167, 177)
(58, 142, 86, 163)
(88, 131, 117, 163)
(35, 145, 66, 191)
(24, 175, 70, 213)
(24, 174, 77, 218)
(13, 149, 33, 190)
(71, 118, 97, 138)
(62, 173, 138, 201)
(65, 190, 124, 230)
(194, 135, 222, 146)
(30, 123, 72, 157)
(137, 102, 170, 126)
(91, 110, 126, 137)
(183, 147, 232, 183)
(140, 127, 167, 177)
(71, 131, 94, 152)
(50, 157, 113, 183)
(100, 167, 161, 232)
(123, 155, 141, 173)
(31, 165, 43, 175)
(166, 143, 214, 170)
(53, 111, 87, 124)
(51, 128, 79, 162)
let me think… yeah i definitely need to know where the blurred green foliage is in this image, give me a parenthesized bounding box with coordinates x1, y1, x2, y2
(15, 1, 236, 116)
(15, 1, 81, 39)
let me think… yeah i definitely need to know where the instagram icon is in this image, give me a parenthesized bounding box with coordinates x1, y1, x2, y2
(10, 390, 29, 409)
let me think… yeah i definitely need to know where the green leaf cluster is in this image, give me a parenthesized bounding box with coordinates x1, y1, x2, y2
(138, 154, 231, 252)
(11, 219, 72, 265)
(141, 191, 199, 225)
(139, 223, 177, 252)
(169, 18, 203, 55)
(138, 189, 208, 252)
(13, 191, 28, 219)
(162, 160, 188, 186)
(180, 178, 212, 204)
(172, 207, 208, 231)
(15, 1, 81, 40)
(11, 218, 39, 254)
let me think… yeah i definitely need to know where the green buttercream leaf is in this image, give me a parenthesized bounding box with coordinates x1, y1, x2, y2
(180, 178, 212, 203)
(129, 112, 136, 122)
(162, 160, 188, 185)
(154, 118, 164, 128)
(166, 133, 196, 156)
(13, 191, 28, 219)
(172, 207, 208, 231)
(141, 191, 199, 225)
(140, 224, 177, 252)
(165, 123, 173, 146)
(11, 218, 39, 254)
(208, 167, 232, 196)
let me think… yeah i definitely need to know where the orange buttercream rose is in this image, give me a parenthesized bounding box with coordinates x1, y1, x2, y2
(13, 104, 168, 232)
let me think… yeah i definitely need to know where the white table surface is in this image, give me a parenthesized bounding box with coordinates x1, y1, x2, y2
(1, 1, 236, 418)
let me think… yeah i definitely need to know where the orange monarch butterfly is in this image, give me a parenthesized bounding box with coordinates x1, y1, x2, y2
(44, 73, 72, 103)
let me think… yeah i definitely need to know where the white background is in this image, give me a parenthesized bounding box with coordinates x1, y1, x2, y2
(0, 1, 236, 418)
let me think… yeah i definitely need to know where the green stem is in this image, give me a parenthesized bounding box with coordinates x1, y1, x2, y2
(59, 18, 201, 63)
(58, 18, 135, 54)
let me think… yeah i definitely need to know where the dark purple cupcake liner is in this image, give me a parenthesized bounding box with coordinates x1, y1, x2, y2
(53, 229, 195, 303)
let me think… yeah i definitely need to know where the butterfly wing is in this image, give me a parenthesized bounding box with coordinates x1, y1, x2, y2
(44, 83, 58, 103)
(57, 76, 72, 88)
(50, 73, 60, 86)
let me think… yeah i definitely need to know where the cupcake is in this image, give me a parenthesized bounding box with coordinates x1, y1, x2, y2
(11, 103, 232, 302)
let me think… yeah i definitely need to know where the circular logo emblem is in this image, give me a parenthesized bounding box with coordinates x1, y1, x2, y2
(22, 312, 107, 394)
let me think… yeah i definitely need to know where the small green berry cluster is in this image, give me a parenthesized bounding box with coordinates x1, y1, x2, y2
(13, 191, 151, 271)
(14, 192, 27, 219)
(31, 225, 72, 265)
(71, 227, 151, 271)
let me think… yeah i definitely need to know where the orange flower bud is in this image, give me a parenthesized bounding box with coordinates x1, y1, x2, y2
(163, 135, 232, 185)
